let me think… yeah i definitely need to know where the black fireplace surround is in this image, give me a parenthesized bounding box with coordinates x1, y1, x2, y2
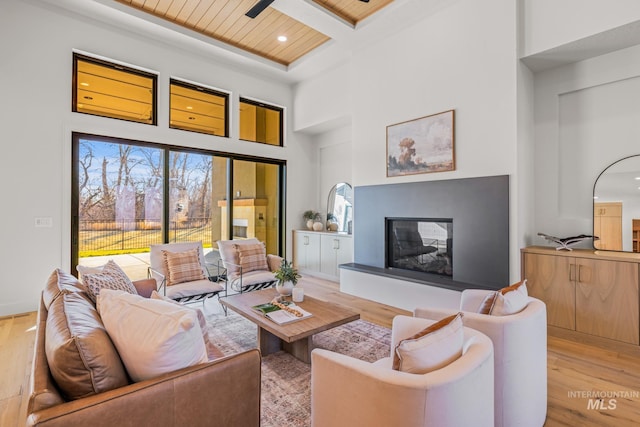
(346, 175, 509, 291)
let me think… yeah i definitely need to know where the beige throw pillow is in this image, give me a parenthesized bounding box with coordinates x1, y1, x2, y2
(150, 291, 223, 360)
(392, 312, 464, 374)
(162, 248, 206, 286)
(98, 289, 208, 382)
(83, 260, 138, 303)
(235, 243, 269, 274)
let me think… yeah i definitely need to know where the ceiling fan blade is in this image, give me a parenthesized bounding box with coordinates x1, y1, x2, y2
(246, 0, 275, 18)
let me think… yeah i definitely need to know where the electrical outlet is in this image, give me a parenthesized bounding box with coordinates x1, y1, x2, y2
(35, 217, 53, 228)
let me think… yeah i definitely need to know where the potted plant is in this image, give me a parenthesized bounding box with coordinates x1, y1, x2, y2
(274, 259, 301, 296)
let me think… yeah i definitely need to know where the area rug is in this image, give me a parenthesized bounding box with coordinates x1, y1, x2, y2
(204, 310, 391, 427)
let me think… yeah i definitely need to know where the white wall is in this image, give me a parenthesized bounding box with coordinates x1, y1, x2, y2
(0, 0, 316, 316)
(316, 126, 352, 217)
(350, 0, 518, 187)
(293, 64, 351, 132)
(533, 43, 640, 245)
(522, 0, 640, 56)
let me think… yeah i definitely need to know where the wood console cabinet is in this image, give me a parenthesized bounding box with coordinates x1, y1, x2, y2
(522, 246, 639, 345)
(293, 230, 353, 282)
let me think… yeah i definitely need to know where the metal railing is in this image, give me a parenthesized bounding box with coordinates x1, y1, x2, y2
(79, 218, 212, 254)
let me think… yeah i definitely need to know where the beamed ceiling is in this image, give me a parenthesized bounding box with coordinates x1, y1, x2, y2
(44, 0, 453, 82)
(116, 0, 394, 66)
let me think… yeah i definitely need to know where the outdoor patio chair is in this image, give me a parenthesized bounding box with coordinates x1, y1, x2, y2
(148, 241, 225, 306)
(216, 238, 283, 294)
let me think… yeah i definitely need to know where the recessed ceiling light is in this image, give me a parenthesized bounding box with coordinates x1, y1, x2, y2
(277, 35, 287, 42)
(80, 82, 89, 87)
(635, 177, 640, 180)
(186, 106, 193, 110)
(593, 196, 599, 199)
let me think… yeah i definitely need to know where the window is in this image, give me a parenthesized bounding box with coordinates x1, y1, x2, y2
(170, 79, 229, 136)
(73, 53, 157, 124)
(239, 98, 283, 146)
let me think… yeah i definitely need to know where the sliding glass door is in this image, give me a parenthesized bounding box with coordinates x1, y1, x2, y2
(72, 133, 284, 279)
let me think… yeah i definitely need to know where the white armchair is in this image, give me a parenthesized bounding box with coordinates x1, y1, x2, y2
(415, 290, 547, 427)
(216, 238, 283, 293)
(311, 315, 495, 427)
(148, 241, 224, 304)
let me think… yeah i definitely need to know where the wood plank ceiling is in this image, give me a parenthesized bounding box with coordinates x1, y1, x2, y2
(115, 0, 394, 66)
(313, 0, 394, 26)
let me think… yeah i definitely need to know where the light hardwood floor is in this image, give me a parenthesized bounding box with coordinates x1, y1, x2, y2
(2, 277, 640, 426)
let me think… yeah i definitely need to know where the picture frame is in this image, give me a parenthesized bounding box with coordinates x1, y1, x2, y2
(386, 109, 455, 177)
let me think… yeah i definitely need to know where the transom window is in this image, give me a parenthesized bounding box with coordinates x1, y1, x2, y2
(170, 79, 229, 137)
(239, 98, 283, 146)
(73, 53, 157, 125)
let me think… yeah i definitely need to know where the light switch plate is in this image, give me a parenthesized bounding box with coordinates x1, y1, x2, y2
(35, 217, 53, 228)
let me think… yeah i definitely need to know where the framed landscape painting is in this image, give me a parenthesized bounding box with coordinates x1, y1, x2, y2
(386, 109, 455, 177)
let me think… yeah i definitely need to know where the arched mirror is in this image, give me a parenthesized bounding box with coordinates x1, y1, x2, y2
(327, 182, 354, 234)
(593, 155, 640, 252)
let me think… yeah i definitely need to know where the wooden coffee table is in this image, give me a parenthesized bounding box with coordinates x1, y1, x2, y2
(220, 288, 360, 363)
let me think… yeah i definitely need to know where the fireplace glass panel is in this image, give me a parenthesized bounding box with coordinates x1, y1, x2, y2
(387, 218, 453, 277)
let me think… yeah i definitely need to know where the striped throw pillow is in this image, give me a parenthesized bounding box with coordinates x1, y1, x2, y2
(162, 248, 206, 286)
(235, 243, 269, 274)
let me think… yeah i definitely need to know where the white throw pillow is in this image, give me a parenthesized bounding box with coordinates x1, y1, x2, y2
(491, 280, 529, 316)
(97, 289, 208, 382)
(149, 291, 223, 360)
(392, 312, 464, 374)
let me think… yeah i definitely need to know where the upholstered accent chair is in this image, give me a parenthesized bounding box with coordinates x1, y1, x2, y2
(311, 315, 495, 427)
(148, 241, 224, 304)
(415, 290, 548, 427)
(216, 238, 283, 294)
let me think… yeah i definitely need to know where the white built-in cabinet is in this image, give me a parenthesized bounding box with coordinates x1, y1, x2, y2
(293, 230, 353, 282)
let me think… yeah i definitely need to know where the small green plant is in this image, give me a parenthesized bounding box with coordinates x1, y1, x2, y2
(303, 210, 316, 221)
(274, 259, 301, 286)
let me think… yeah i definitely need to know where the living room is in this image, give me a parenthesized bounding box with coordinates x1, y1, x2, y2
(3, 0, 640, 425)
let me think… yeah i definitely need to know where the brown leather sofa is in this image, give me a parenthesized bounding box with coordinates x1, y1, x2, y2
(27, 269, 261, 427)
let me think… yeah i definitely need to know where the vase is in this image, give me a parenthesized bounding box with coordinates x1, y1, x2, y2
(276, 280, 294, 296)
(313, 221, 324, 231)
(306, 219, 314, 230)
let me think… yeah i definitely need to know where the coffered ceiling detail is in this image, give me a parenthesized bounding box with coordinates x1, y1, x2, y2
(114, 0, 394, 66)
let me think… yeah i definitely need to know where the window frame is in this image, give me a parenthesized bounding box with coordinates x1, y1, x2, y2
(169, 78, 230, 137)
(239, 97, 284, 147)
(72, 52, 158, 125)
(70, 132, 287, 277)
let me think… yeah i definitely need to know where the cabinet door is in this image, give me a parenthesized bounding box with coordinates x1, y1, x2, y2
(336, 236, 353, 267)
(524, 253, 576, 330)
(294, 232, 320, 272)
(594, 202, 622, 250)
(575, 259, 639, 344)
(320, 235, 339, 277)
